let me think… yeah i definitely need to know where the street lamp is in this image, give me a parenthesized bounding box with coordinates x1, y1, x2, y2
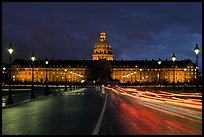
(6, 43, 14, 105)
(30, 52, 36, 99)
(158, 58, 161, 82)
(194, 44, 199, 92)
(172, 53, 176, 91)
(45, 59, 49, 95)
(2, 67, 6, 85)
(158, 58, 161, 89)
(64, 68, 67, 91)
(184, 68, 187, 89)
(134, 65, 137, 84)
(140, 68, 142, 87)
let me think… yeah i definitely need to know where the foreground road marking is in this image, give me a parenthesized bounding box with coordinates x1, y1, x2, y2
(92, 93, 108, 135)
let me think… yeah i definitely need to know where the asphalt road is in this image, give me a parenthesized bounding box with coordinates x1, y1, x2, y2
(99, 91, 202, 135)
(2, 87, 105, 135)
(2, 86, 202, 135)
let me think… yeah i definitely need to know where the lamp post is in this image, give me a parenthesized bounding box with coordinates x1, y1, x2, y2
(140, 68, 142, 87)
(134, 66, 137, 84)
(184, 68, 187, 90)
(172, 53, 176, 91)
(70, 71, 72, 90)
(45, 59, 49, 95)
(30, 52, 36, 99)
(158, 58, 161, 90)
(3, 67, 6, 83)
(2, 67, 6, 85)
(64, 68, 67, 91)
(6, 43, 14, 105)
(194, 44, 199, 92)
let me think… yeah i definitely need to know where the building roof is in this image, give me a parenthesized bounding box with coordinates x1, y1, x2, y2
(110, 59, 195, 68)
(11, 59, 195, 69)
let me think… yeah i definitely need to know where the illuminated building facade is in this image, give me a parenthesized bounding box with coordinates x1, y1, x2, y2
(8, 30, 197, 85)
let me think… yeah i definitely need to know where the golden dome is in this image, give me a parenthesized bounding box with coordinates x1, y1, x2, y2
(92, 30, 113, 60)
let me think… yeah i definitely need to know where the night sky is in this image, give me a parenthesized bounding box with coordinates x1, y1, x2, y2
(2, 2, 202, 72)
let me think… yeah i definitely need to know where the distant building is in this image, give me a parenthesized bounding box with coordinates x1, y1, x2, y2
(8, 30, 197, 85)
(92, 30, 113, 61)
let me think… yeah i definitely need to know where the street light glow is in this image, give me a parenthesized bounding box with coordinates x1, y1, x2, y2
(194, 44, 199, 55)
(172, 53, 176, 62)
(158, 58, 161, 65)
(31, 52, 35, 61)
(31, 56, 35, 61)
(8, 48, 13, 55)
(8, 43, 14, 55)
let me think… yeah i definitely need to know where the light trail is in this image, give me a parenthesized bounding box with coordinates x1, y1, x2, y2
(105, 85, 202, 122)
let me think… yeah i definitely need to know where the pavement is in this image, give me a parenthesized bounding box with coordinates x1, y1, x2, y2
(2, 87, 105, 135)
(2, 87, 72, 109)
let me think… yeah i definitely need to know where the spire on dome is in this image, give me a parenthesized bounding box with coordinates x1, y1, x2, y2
(100, 25, 106, 41)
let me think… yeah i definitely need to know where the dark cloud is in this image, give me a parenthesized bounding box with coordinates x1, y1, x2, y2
(2, 2, 202, 72)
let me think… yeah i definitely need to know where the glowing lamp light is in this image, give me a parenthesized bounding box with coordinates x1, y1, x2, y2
(158, 58, 161, 65)
(172, 53, 176, 62)
(8, 48, 13, 55)
(31, 52, 35, 61)
(194, 44, 199, 55)
(8, 43, 14, 55)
